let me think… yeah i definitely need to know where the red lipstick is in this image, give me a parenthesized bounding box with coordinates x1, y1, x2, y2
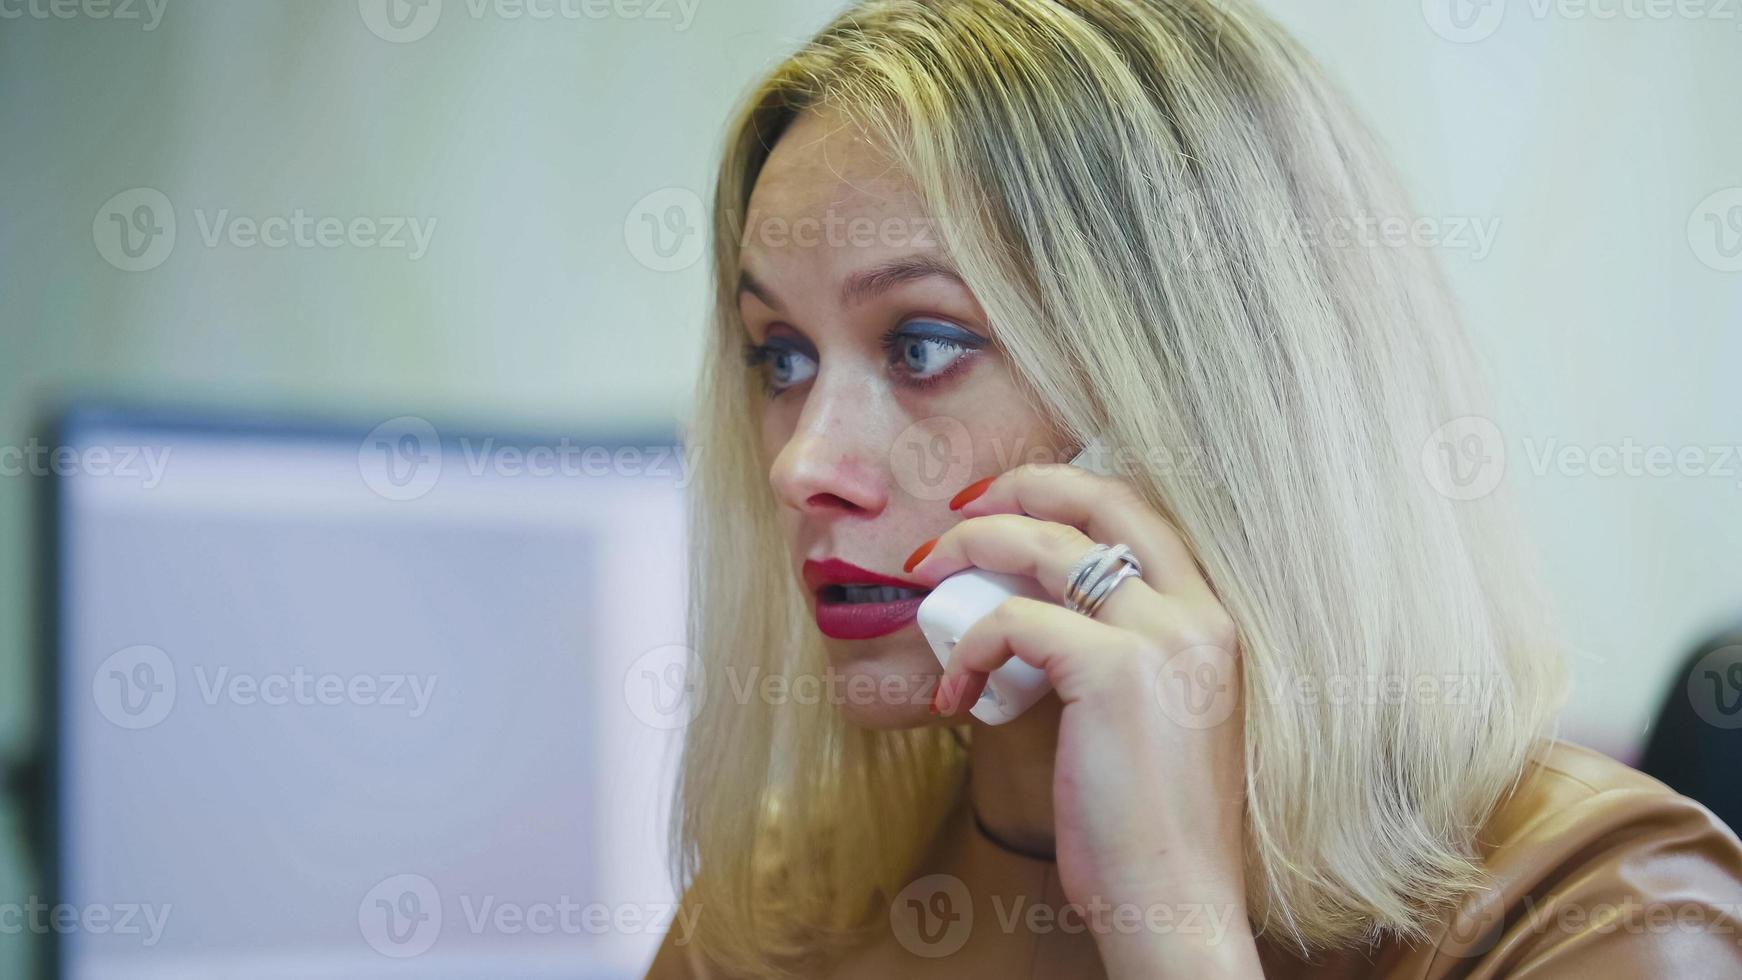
(802, 558, 932, 640)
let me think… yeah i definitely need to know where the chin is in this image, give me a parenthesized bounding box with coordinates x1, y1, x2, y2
(818, 631, 943, 729)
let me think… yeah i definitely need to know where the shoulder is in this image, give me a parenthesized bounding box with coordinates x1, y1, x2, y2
(1423, 739, 1742, 975)
(1475, 739, 1739, 871)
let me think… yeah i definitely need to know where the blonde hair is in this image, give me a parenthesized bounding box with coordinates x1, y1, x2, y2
(673, 0, 1567, 974)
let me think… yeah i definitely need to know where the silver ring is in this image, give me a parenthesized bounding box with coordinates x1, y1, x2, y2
(1064, 542, 1144, 619)
(1079, 562, 1142, 619)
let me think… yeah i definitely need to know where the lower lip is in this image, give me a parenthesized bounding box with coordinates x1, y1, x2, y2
(813, 594, 927, 640)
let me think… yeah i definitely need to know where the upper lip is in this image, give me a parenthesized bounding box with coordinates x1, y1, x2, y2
(802, 557, 931, 594)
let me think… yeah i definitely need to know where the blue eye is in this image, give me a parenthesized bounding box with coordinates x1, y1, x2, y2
(767, 348, 817, 388)
(741, 319, 985, 397)
(884, 319, 985, 384)
(894, 335, 963, 378)
(742, 340, 817, 395)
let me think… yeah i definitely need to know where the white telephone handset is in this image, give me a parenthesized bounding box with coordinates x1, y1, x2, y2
(916, 437, 1117, 724)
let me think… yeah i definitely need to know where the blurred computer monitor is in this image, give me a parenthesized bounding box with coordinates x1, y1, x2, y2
(48, 406, 691, 979)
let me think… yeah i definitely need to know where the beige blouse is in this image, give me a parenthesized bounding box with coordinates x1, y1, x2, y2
(645, 740, 1742, 978)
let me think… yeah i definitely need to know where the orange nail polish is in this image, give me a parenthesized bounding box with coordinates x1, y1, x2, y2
(903, 537, 938, 573)
(949, 476, 996, 510)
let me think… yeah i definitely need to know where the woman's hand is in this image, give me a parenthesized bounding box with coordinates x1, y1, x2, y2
(904, 461, 1264, 978)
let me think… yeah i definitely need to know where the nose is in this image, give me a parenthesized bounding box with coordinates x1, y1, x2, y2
(768, 385, 889, 517)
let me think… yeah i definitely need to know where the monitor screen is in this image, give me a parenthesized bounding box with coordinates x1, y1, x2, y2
(52, 408, 691, 978)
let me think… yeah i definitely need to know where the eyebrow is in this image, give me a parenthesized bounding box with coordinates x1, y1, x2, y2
(736, 255, 967, 312)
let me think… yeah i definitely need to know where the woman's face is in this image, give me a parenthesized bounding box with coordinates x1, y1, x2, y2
(738, 109, 1069, 729)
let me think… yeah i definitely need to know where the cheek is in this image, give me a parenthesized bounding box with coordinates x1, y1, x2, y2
(941, 377, 1067, 473)
(977, 413, 1063, 468)
(756, 396, 796, 472)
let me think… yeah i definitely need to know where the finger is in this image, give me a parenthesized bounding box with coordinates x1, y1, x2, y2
(909, 513, 1159, 617)
(935, 595, 1145, 714)
(954, 462, 1213, 601)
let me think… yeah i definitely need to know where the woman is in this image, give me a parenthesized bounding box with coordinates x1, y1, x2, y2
(647, 0, 1742, 976)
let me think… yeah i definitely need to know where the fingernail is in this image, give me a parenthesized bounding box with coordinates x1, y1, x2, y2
(949, 476, 996, 511)
(903, 537, 938, 573)
(932, 676, 951, 715)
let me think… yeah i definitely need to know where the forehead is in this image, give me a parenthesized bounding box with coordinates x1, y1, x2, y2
(744, 109, 928, 229)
